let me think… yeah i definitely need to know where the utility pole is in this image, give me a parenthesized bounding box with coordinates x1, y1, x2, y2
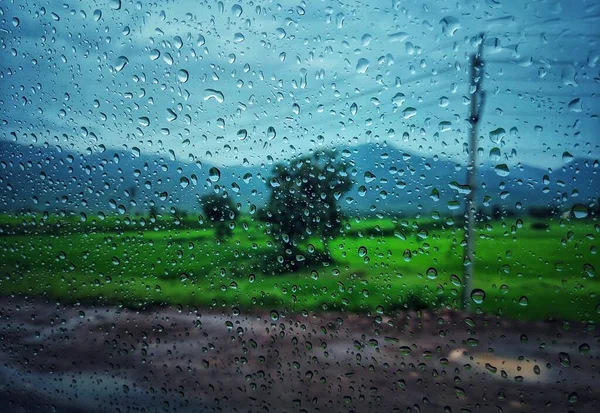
(463, 35, 485, 311)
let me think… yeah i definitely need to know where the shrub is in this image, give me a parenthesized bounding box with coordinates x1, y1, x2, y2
(531, 222, 549, 230)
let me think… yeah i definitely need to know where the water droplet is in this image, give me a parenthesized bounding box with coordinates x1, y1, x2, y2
(402, 107, 417, 119)
(358, 246, 368, 257)
(470, 289, 485, 304)
(109, 0, 122, 10)
(267, 126, 276, 140)
(558, 352, 571, 367)
(562, 151, 574, 163)
(430, 188, 440, 201)
(336, 12, 345, 28)
(361, 34, 372, 46)
(93, 9, 102, 21)
(518, 296, 529, 307)
(275, 27, 287, 39)
(444, 275, 460, 288)
(12, 17, 20, 27)
(364, 171, 376, 183)
(165, 108, 177, 122)
(489, 147, 501, 161)
(208, 167, 221, 182)
(237, 129, 248, 140)
(392, 93, 406, 107)
(494, 164, 510, 177)
(489, 127, 505, 144)
(356, 58, 370, 73)
(233, 32, 245, 43)
(440, 16, 461, 36)
(583, 263, 596, 278)
(568, 98, 582, 112)
(163, 52, 174, 65)
(115, 56, 129, 72)
(571, 204, 588, 219)
(350, 102, 358, 115)
(438, 121, 452, 132)
(399, 346, 412, 356)
(197, 34, 206, 46)
(568, 392, 578, 404)
(203, 89, 224, 103)
(447, 200, 461, 211)
(388, 32, 409, 42)
(149, 49, 161, 60)
(561, 65, 578, 86)
(578, 343, 590, 354)
(270, 310, 279, 321)
(138, 116, 150, 127)
(426, 267, 438, 280)
(177, 69, 189, 83)
(231, 4, 243, 17)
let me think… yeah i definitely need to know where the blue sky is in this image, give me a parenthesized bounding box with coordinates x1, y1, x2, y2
(1, 0, 599, 168)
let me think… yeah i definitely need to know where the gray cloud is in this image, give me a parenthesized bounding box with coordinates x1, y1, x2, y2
(1, 0, 598, 168)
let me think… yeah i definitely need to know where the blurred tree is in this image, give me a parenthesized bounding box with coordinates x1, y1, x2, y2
(126, 186, 137, 215)
(475, 206, 488, 222)
(262, 149, 352, 265)
(589, 199, 600, 218)
(148, 205, 157, 219)
(200, 192, 236, 240)
(528, 205, 558, 219)
(492, 205, 502, 220)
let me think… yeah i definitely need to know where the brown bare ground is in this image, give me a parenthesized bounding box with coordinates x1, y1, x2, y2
(0, 296, 598, 413)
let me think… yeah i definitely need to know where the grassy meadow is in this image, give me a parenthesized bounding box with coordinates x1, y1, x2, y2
(0, 212, 598, 322)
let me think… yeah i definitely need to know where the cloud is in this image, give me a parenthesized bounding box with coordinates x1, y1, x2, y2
(0, 0, 598, 169)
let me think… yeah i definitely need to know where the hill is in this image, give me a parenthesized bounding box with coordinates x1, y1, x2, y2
(0, 140, 597, 216)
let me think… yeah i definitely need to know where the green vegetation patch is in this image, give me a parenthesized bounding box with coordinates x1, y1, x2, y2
(0, 214, 598, 322)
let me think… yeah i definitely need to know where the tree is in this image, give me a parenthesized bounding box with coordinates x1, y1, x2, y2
(200, 192, 236, 240)
(261, 149, 352, 267)
(148, 205, 158, 219)
(492, 205, 502, 220)
(528, 205, 558, 219)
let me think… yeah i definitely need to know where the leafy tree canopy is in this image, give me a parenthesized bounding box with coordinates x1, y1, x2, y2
(262, 149, 353, 263)
(200, 192, 236, 240)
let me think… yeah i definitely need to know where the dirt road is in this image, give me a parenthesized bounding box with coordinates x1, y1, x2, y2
(0, 296, 598, 412)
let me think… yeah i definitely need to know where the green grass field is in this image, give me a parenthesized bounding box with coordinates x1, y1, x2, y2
(0, 213, 598, 322)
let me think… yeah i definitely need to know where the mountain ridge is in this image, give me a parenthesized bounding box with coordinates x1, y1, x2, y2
(1, 139, 597, 215)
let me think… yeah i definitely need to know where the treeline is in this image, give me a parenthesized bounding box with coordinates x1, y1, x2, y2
(476, 202, 600, 221)
(0, 210, 209, 236)
(1, 202, 597, 237)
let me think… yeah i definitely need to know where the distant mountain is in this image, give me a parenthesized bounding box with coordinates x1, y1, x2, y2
(0, 140, 597, 216)
(343, 142, 599, 215)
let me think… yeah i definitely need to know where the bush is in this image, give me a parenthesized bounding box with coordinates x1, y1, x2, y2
(531, 222, 549, 230)
(386, 290, 444, 311)
(528, 206, 557, 219)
